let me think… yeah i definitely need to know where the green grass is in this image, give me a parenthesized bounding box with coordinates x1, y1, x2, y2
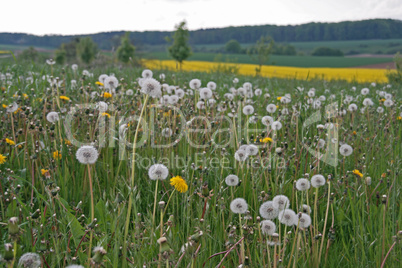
(142, 51, 394, 67)
(0, 61, 400, 268)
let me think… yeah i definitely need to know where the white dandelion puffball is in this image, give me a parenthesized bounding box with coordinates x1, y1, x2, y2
(76, 146, 99, 164)
(126, 89, 134, 96)
(384, 93, 392, 100)
(261, 220, 276, 235)
(142, 69, 153, 78)
(148, 164, 169, 180)
(317, 139, 325, 149)
(98, 74, 108, 84)
(96, 101, 108, 113)
(169, 95, 179, 105)
(362, 98, 374, 106)
(162, 128, 173, 137)
(104, 76, 119, 91)
(266, 104, 277, 113)
(296, 178, 311, 191)
(159, 73, 165, 80)
(18, 252, 42, 268)
(361, 87, 369, 95)
(308, 90, 315, 97)
(297, 213, 312, 228)
(66, 265, 85, 268)
(242, 105, 254, 115)
(348, 103, 358, 112)
(200, 87, 213, 99)
(272, 195, 290, 211)
(383, 99, 393, 107)
(234, 149, 248, 162)
(71, 64, 78, 71)
(6, 102, 19, 113)
(224, 93, 234, 100)
(271, 121, 282, 130)
(339, 144, 353, 156)
(278, 209, 297, 226)
(319, 95, 326, 101)
(233, 77, 239, 84)
(46, 112, 59, 123)
(246, 145, 259, 156)
(377, 107, 384, 113)
(189, 79, 201, 90)
(311, 174, 326, 188)
(255, 88, 262, 96)
(141, 78, 162, 98)
(196, 101, 205, 110)
(302, 204, 311, 214)
(207, 81, 217, 90)
(262, 116, 274, 126)
(225, 174, 239, 186)
(281, 96, 291, 104)
(259, 201, 279, 220)
(230, 198, 248, 214)
(243, 82, 252, 91)
(175, 89, 185, 98)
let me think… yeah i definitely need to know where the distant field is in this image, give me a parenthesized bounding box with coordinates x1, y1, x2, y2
(142, 52, 394, 68)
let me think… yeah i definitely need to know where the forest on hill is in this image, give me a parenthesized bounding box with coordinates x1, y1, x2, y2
(0, 19, 401, 50)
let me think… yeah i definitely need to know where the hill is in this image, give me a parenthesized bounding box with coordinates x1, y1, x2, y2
(0, 19, 401, 50)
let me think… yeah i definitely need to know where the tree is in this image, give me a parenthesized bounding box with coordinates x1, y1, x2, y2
(55, 47, 66, 64)
(116, 32, 136, 64)
(311, 47, 343, 56)
(166, 21, 191, 69)
(77, 37, 98, 64)
(225, 39, 242, 54)
(247, 36, 274, 75)
(18, 47, 39, 62)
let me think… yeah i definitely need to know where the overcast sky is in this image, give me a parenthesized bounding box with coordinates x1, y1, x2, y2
(2, 0, 401, 35)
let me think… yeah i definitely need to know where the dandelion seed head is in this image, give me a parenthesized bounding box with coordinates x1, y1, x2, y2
(259, 201, 279, 220)
(225, 174, 239, 186)
(272, 195, 290, 211)
(76, 146, 98, 164)
(261, 220, 276, 235)
(278, 209, 297, 226)
(296, 178, 311, 191)
(18, 252, 41, 268)
(230, 198, 248, 214)
(311, 174, 326, 188)
(148, 164, 169, 180)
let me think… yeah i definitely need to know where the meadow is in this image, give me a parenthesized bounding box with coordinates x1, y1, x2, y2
(0, 61, 401, 268)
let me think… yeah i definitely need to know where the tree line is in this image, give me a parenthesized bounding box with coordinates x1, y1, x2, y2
(1, 19, 401, 50)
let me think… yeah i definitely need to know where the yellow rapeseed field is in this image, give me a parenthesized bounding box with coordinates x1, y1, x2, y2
(0, 50, 11, 54)
(144, 60, 395, 83)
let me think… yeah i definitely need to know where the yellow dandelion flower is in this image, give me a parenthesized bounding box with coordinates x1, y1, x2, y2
(101, 112, 111, 118)
(397, 116, 402, 120)
(41, 169, 49, 176)
(64, 140, 72, 146)
(352, 131, 357, 135)
(380, 98, 386, 102)
(96, 81, 104, 86)
(2, 104, 7, 108)
(23, 93, 28, 99)
(102, 92, 112, 98)
(53, 150, 62, 160)
(352, 169, 363, 178)
(6, 138, 15, 146)
(0, 154, 6, 164)
(59, 96, 70, 101)
(277, 97, 282, 100)
(170, 176, 188, 193)
(261, 137, 273, 143)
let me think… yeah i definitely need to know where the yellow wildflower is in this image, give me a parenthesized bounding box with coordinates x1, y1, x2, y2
(41, 169, 49, 176)
(95, 81, 104, 86)
(22, 93, 28, 99)
(2, 104, 7, 108)
(101, 112, 111, 118)
(59, 96, 70, 101)
(64, 140, 72, 146)
(277, 97, 282, 100)
(352, 169, 363, 178)
(397, 116, 402, 120)
(6, 138, 15, 146)
(170, 176, 188, 193)
(102, 92, 112, 98)
(352, 131, 357, 135)
(261, 137, 273, 143)
(0, 154, 6, 164)
(53, 150, 62, 160)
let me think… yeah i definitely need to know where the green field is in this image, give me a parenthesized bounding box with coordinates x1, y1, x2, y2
(142, 51, 393, 68)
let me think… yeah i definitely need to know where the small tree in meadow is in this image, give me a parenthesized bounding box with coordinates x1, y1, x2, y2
(117, 32, 135, 64)
(247, 36, 274, 75)
(166, 21, 192, 70)
(77, 37, 98, 64)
